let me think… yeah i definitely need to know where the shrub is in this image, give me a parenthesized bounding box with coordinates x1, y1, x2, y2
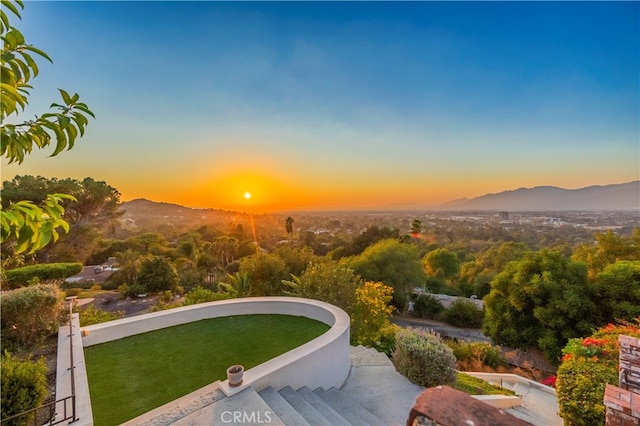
(0, 352, 48, 424)
(137, 256, 179, 293)
(412, 294, 444, 319)
(61, 281, 95, 290)
(78, 305, 125, 326)
(183, 287, 232, 305)
(351, 281, 395, 347)
(446, 340, 506, 370)
(441, 299, 484, 328)
(118, 282, 146, 298)
(4, 263, 83, 289)
(372, 323, 400, 356)
(1, 285, 63, 348)
(178, 269, 203, 292)
(99, 280, 119, 291)
(556, 321, 640, 426)
(392, 328, 457, 387)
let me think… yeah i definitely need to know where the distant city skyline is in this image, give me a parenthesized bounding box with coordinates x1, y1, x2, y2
(2, 1, 638, 212)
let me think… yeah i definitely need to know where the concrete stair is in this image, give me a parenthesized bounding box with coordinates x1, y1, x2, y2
(128, 346, 423, 425)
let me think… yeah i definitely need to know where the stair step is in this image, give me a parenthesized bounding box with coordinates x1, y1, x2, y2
(340, 365, 425, 424)
(350, 348, 393, 367)
(259, 386, 311, 426)
(297, 387, 351, 426)
(278, 386, 332, 426)
(349, 345, 369, 355)
(314, 388, 386, 426)
(173, 387, 283, 426)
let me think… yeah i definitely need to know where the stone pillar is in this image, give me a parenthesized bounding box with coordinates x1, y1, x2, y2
(604, 335, 640, 426)
(619, 335, 640, 393)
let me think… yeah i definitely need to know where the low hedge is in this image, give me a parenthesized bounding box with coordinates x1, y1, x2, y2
(4, 263, 83, 289)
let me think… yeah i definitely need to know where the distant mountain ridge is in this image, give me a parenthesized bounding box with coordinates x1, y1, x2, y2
(440, 181, 640, 211)
(121, 182, 639, 213)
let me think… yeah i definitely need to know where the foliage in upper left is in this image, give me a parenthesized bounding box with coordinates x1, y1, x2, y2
(1, 0, 95, 254)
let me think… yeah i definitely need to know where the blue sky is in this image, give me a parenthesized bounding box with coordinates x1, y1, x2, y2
(3, 1, 639, 211)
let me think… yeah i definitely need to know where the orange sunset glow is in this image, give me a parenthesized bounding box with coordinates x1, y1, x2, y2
(0, 2, 636, 213)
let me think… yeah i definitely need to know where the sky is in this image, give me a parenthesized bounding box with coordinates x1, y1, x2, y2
(2, 1, 639, 212)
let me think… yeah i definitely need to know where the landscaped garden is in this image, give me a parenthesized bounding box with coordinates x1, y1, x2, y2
(84, 314, 330, 425)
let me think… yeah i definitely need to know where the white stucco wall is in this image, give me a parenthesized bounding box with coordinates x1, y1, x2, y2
(78, 297, 351, 401)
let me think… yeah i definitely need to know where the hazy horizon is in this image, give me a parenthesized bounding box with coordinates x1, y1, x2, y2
(120, 179, 640, 213)
(2, 1, 638, 212)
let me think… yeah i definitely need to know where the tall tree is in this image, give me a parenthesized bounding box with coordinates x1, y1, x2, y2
(410, 219, 422, 237)
(136, 256, 179, 293)
(239, 253, 288, 296)
(349, 238, 426, 307)
(283, 260, 361, 314)
(0, 0, 95, 255)
(285, 216, 295, 240)
(483, 250, 594, 363)
(572, 229, 640, 279)
(2, 176, 123, 262)
(422, 247, 460, 281)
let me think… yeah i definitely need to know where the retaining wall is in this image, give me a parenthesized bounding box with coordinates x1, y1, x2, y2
(70, 296, 350, 425)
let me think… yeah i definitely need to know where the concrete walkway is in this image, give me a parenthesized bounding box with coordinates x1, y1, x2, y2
(465, 372, 563, 425)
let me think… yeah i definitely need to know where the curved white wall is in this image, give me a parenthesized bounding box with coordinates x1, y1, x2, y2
(81, 297, 351, 396)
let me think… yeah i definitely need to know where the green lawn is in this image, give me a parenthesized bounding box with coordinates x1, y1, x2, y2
(455, 372, 516, 396)
(84, 314, 330, 425)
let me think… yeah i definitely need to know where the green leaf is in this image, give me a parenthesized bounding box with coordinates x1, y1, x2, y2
(7, 60, 22, 81)
(1, 0, 22, 19)
(15, 55, 30, 81)
(65, 121, 78, 145)
(22, 45, 52, 63)
(48, 124, 68, 157)
(58, 115, 70, 129)
(1, 10, 10, 32)
(73, 103, 95, 118)
(3, 29, 18, 48)
(6, 28, 25, 46)
(59, 88, 71, 105)
(20, 50, 38, 78)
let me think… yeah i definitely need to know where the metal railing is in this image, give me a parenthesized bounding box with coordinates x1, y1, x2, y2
(0, 395, 75, 426)
(2, 298, 78, 425)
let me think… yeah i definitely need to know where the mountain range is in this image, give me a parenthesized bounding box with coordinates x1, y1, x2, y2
(121, 181, 640, 214)
(438, 181, 639, 211)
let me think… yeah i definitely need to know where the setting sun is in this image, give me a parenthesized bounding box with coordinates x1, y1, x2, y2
(244, 192, 251, 200)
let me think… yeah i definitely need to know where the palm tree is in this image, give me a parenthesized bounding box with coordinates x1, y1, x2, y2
(285, 216, 295, 241)
(219, 272, 251, 298)
(114, 249, 142, 283)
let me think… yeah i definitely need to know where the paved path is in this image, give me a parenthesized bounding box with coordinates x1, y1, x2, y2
(391, 314, 491, 342)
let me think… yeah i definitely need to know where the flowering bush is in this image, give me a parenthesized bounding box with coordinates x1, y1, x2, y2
(351, 281, 396, 349)
(556, 320, 640, 426)
(541, 375, 556, 388)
